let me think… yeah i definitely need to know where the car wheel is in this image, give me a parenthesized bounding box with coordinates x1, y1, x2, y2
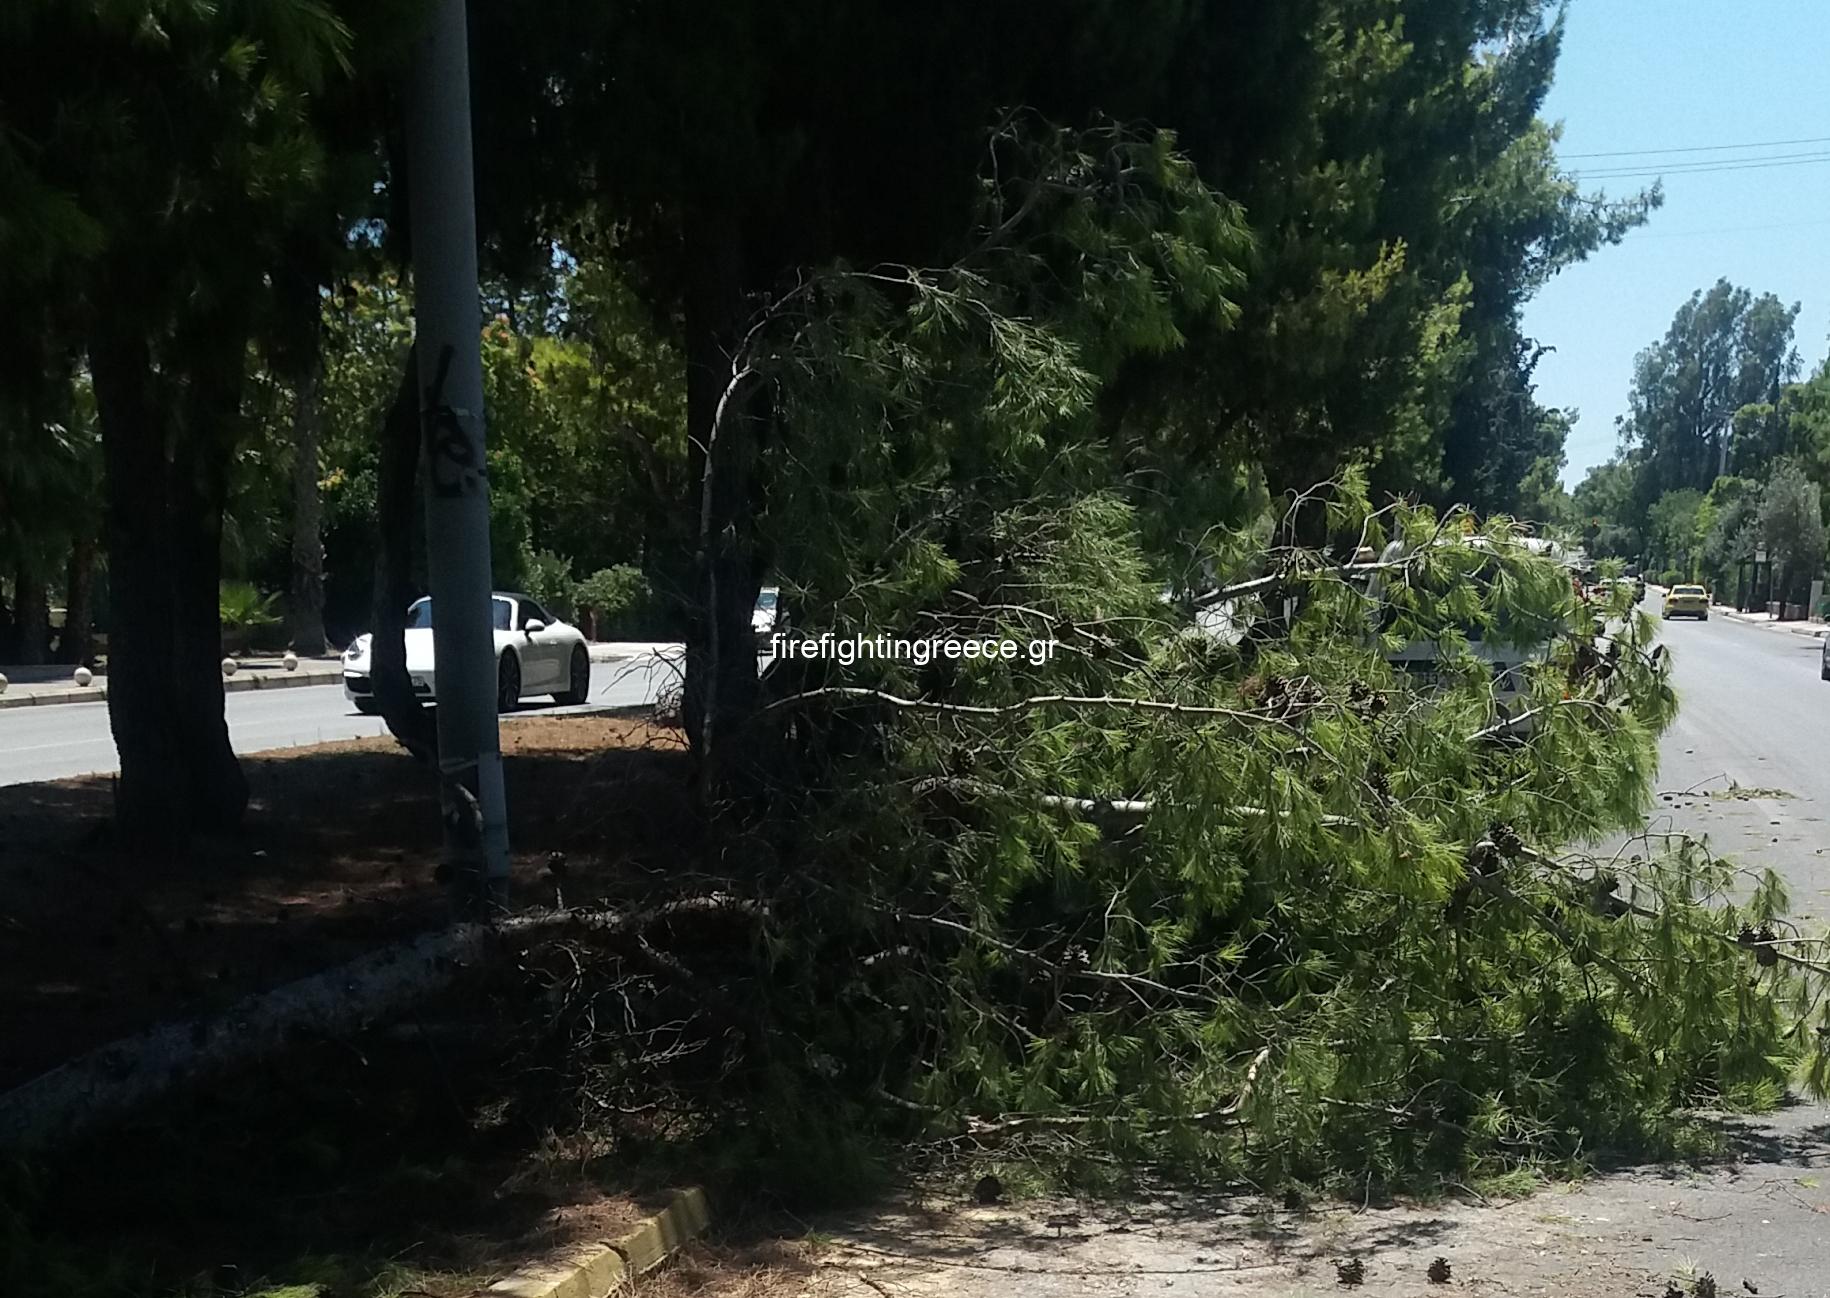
(1699, 612, 1708, 621)
(556, 644, 590, 705)
(1821, 661, 1830, 682)
(354, 698, 380, 715)
(497, 652, 521, 713)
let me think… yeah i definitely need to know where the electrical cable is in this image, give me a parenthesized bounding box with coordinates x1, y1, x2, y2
(1562, 134, 1830, 159)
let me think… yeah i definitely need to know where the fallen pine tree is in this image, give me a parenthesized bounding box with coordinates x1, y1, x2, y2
(0, 896, 763, 1153)
(509, 121, 1830, 1192)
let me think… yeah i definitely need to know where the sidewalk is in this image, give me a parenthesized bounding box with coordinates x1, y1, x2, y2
(0, 655, 346, 710)
(592, 640, 682, 663)
(1709, 603, 1826, 637)
(1, 643, 685, 709)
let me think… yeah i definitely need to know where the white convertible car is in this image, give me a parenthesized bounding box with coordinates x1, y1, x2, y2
(342, 592, 592, 714)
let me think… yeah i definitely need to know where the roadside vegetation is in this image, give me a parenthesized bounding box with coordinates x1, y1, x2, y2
(1572, 281, 1830, 607)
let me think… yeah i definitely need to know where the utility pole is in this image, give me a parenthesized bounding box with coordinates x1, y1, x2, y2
(404, 0, 510, 910)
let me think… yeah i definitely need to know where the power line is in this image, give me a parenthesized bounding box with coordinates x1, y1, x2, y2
(1572, 153, 1830, 181)
(1562, 134, 1830, 160)
(1576, 147, 1830, 175)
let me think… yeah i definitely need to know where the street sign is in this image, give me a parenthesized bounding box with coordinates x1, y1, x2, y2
(1756, 546, 1769, 563)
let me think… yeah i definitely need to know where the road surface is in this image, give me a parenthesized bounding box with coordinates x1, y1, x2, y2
(0, 652, 682, 787)
(1647, 606, 1830, 916)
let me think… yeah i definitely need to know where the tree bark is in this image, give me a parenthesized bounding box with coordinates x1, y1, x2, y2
(373, 343, 437, 762)
(169, 311, 250, 834)
(288, 341, 329, 657)
(59, 535, 95, 666)
(681, 204, 763, 782)
(92, 321, 187, 846)
(91, 308, 249, 848)
(11, 563, 48, 665)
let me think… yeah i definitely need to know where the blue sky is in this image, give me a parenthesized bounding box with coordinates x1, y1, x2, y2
(1519, 0, 1830, 487)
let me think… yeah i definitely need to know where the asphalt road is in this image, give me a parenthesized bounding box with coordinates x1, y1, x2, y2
(0, 652, 682, 787)
(1649, 604, 1830, 917)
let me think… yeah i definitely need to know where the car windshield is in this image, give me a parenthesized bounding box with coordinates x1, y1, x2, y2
(1674, 586, 1705, 596)
(405, 598, 513, 631)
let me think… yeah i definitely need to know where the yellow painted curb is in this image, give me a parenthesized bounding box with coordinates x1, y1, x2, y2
(480, 1187, 710, 1298)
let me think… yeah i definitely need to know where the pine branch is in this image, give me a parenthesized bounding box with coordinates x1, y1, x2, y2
(762, 685, 1304, 726)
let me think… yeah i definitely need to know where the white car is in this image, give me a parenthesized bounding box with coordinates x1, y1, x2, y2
(342, 592, 592, 714)
(753, 585, 782, 651)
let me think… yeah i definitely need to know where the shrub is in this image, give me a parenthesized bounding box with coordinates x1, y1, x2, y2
(219, 581, 280, 631)
(575, 564, 666, 639)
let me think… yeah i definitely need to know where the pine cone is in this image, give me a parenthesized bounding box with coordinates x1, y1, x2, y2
(1737, 925, 1758, 949)
(1427, 1256, 1452, 1284)
(1335, 1257, 1365, 1286)
(1756, 926, 1780, 968)
(1490, 821, 1523, 856)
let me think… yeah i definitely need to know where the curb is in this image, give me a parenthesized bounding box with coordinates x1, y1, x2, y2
(1710, 606, 1828, 637)
(482, 1186, 710, 1298)
(0, 671, 342, 710)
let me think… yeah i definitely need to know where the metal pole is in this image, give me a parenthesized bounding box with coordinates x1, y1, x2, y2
(404, 0, 510, 910)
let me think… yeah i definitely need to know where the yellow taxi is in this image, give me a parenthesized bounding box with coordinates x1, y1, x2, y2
(1661, 583, 1709, 620)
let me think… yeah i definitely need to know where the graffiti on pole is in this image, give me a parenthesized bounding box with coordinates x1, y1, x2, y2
(422, 343, 486, 499)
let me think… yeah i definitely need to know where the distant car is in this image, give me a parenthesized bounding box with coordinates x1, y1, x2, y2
(1821, 631, 1830, 682)
(1598, 575, 1645, 604)
(1661, 584, 1709, 621)
(753, 586, 782, 651)
(341, 592, 592, 714)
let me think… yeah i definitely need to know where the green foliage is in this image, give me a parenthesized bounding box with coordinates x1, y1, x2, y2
(1647, 489, 1705, 579)
(1699, 476, 1761, 591)
(574, 564, 666, 640)
(1757, 459, 1827, 595)
(522, 551, 576, 622)
(220, 581, 282, 632)
(303, 259, 683, 634)
(537, 123, 1829, 1190)
(1627, 281, 1800, 502)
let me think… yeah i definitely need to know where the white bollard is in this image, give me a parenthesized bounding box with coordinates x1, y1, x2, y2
(221, 657, 238, 676)
(0, 671, 9, 694)
(72, 666, 93, 688)
(282, 651, 299, 672)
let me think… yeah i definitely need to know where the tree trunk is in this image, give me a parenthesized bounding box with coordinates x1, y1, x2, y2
(93, 322, 187, 846)
(92, 309, 249, 848)
(682, 204, 764, 782)
(168, 414, 248, 835)
(373, 344, 437, 762)
(288, 342, 328, 657)
(11, 563, 48, 665)
(59, 535, 95, 666)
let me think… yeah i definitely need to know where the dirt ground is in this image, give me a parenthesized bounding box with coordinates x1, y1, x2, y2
(0, 713, 691, 1089)
(643, 1133, 1830, 1298)
(0, 713, 724, 1298)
